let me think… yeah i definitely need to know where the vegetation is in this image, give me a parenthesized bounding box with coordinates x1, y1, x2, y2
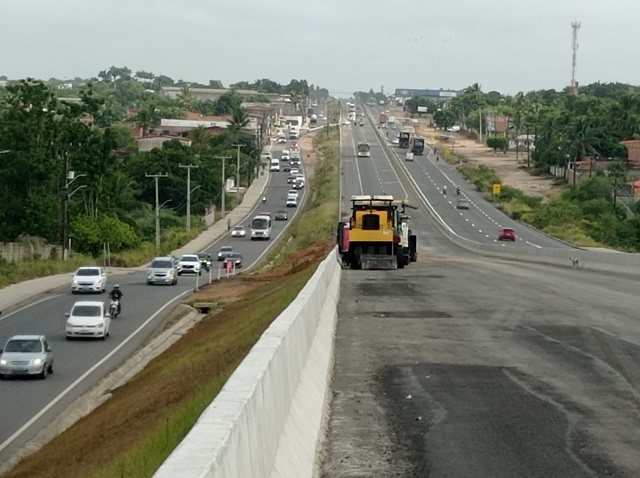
(0, 71, 330, 285)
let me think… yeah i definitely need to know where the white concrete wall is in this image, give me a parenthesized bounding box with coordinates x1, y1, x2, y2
(154, 249, 340, 478)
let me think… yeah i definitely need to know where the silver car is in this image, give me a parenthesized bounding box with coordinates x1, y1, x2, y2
(0, 335, 54, 379)
(147, 256, 178, 285)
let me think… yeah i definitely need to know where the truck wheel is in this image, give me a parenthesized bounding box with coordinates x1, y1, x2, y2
(396, 245, 405, 269)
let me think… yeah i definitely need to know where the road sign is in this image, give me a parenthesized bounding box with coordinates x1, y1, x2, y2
(493, 183, 501, 195)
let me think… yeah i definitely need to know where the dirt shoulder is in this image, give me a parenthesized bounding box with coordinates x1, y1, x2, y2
(391, 108, 560, 200)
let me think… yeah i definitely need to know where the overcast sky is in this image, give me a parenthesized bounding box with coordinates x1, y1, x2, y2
(1, 0, 638, 97)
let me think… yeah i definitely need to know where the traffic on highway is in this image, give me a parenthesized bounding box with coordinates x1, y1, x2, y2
(0, 119, 315, 464)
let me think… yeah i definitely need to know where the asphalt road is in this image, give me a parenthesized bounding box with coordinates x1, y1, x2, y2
(368, 105, 573, 249)
(0, 136, 309, 463)
(322, 105, 640, 477)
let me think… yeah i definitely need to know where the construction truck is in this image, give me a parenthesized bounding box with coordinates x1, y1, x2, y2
(336, 195, 417, 270)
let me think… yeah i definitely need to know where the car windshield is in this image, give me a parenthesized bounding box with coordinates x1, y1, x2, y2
(503, 228, 514, 233)
(219, 246, 233, 252)
(229, 253, 242, 259)
(5, 339, 42, 353)
(197, 253, 210, 260)
(151, 260, 173, 268)
(72, 305, 102, 317)
(76, 268, 99, 276)
(233, 226, 244, 231)
(180, 255, 199, 262)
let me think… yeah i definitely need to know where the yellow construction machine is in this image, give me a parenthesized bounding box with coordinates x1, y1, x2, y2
(336, 195, 417, 270)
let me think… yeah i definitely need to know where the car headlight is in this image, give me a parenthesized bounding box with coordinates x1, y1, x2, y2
(72, 280, 79, 284)
(32, 358, 43, 365)
(97, 323, 104, 328)
(0, 359, 7, 365)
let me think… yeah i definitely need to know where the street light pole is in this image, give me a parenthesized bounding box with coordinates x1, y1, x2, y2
(232, 144, 246, 202)
(146, 172, 168, 248)
(179, 163, 199, 231)
(214, 155, 231, 219)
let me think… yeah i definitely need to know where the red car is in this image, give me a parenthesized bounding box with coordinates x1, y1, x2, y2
(499, 227, 516, 241)
(290, 142, 299, 151)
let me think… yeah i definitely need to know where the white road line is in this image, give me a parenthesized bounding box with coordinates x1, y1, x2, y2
(0, 293, 66, 322)
(526, 241, 543, 249)
(0, 290, 192, 455)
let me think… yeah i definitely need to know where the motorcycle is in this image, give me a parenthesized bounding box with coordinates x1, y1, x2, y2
(442, 186, 447, 196)
(456, 187, 461, 196)
(262, 196, 267, 203)
(109, 299, 120, 319)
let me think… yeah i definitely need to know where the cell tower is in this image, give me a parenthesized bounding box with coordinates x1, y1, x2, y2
(570, 20, 581, 95)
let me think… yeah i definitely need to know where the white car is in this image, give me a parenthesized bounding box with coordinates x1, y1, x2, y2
(288, 189, 299, 198)
(447, 125, 461, 132)
(65, 301, 110, 340)
(281, 150, 290, 161)
(277, 133, 287, 144)
(286, 197, 298, 208)
(231, 225, 246, 238)
(71, 266, 107, 294)
(392, 137, 399, 144)
(177, 254, 202, 275)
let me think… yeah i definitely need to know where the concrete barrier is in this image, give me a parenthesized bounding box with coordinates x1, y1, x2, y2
(154, 249, 341, 478)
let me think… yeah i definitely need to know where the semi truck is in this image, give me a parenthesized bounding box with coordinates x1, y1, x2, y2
(379, 113, 388, 126)
(336, 195, 417, 269)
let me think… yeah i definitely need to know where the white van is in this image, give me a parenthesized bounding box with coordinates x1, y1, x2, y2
(270, 158, 280, 172)
(289, 126, 299, 139)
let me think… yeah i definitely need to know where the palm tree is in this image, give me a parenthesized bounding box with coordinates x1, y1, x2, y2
(189, 125, 209, 157)
(176, 84, 194, 107)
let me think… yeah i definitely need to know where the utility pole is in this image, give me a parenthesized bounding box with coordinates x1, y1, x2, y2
(179, 163, 198, 231)
(214, 155, 231, 219)
(232, 144, 245, 202)
(146, 172, 168, 248)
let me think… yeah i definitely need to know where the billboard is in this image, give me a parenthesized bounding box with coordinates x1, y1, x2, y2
(417, 106, 428, 113)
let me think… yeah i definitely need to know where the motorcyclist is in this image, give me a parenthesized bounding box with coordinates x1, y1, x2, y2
(109, 284, 123, 315)
(262, 196, 267, 203)
(442, 185, 447, 195)
(456, 185, 461, 195)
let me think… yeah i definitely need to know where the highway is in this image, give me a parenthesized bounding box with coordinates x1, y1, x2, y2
(0, 133, 310, 463)
(368, 105, 572, 249)
(322, 103, 640, 477)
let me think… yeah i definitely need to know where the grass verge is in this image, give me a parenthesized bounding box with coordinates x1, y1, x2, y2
(1, 119, 339, 478)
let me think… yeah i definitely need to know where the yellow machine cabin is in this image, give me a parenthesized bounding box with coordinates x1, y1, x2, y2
(336, 195, 416, 270)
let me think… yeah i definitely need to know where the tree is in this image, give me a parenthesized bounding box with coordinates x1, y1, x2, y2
(433, 109, 456, 130)
(487, 137, 508, 154)
(176, 84, 194, 107)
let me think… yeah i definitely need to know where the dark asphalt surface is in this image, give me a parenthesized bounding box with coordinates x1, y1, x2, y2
(322, 105, 640, 477)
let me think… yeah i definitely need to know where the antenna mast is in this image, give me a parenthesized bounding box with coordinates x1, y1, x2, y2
(570, 20, 581, 95)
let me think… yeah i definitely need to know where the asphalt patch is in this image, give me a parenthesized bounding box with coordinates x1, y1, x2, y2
(376, 363, 615, 478)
